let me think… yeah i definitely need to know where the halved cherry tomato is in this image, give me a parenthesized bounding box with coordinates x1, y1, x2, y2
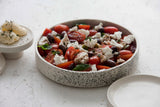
(118, 50, 133, 60)
(88, 30, 97, 36)
(89, 56, 100, 65)
(68, 31, 86, 43)
(65, 47, 80, 61)
(78, 25, 90, 30)
(53, 24, 69, 34)
(42, 28, 52, 36)
(45, 51, 55, 63)
(38, 47, 45, 56)
(56, 61, 74, 69)
(96, 65, 110, 70)
(104, 26, 118, 34)
(101, 45, 112, 48)
(53, 36, 61, 44)
(45, 49, 63, 63)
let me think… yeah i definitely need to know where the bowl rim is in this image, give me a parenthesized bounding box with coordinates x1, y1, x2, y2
(35, 19, 139, 74)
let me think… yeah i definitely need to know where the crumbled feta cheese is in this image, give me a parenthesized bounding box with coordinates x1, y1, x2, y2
(123, 35, 134, 44)
(91, 64, 97, 71)
(54, 54, 68, 65)
(84, 39, 97, 48)
(78, 29, 90, 37)
(67, 41, 86, 51)
(74, 52, 89, 64)
(94, 22, 103, 31)
(59, 33, 70, 47)
(103, 34, 111, 41)
(110, 39, 123, 48)
(101, 46, 113, 60)
(117, 58, 125, 64)
(91, 32, 101, 39)
(51, 31, 57, 36)
(69, 26, 78, 32)
(38, 36, 49, 45)
(110, 31, 122, 40)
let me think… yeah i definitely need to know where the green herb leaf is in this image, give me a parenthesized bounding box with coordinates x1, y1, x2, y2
(82, 45, 89, 50)
(52, 50, 60, 55)
(101, 33, 105, 37)
(38, 43, 52, 50)
(73, 64, 90, 71)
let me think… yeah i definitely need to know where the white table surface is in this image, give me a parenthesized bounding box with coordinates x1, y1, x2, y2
(0, 0, 160, 107)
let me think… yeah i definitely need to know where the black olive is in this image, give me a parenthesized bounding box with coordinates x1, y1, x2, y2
(111, 46, 118, 53)
(103, 59, 116, 67)
(68, 63, 75, 70)
(60, 31, 65, 39)
(98, 28, 104, 32)
(59, 45, 67, 53)
(47, 33, 54, 43)
(130, 45, 136, 53)
(97, 39, 101, 44)
(88, 51, 95, 57)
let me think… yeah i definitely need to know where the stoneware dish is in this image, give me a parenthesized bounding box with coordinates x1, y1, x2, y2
(0, 26, 33, 59)
(35, 19, 139, 88)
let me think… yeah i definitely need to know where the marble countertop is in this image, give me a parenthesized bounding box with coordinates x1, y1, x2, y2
(0, 0, 160, 107)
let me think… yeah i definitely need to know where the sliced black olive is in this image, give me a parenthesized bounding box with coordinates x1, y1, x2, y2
(98, 28, 104, 32)
(59, 45, 67, 53)
(88, 51, 95, 57)
(47, 33, 54, 43)
(97, 39, 102, 44)
(68, 63, 75, 70)
(103, 59, 116, 67)
(111, 46, 118, 53)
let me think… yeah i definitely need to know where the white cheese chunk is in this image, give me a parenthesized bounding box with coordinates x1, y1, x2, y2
(38, 36, 49, 45)
(67, 41, 87, 52)
(84, 39, 97, 48)
(110, 39, 123, 48)
(54, 54, 68, 65)
(69, 26, 78, 32)
(101, 46, 113, 61)
(117, 58, 125, 64)
(0, 31, 20, 44)
(59, 33, 70, 47)
(91, 32, 101, 39)
(74, 52, 89, 64)
(51, 31, 57, 36)
(110, 31, 122, 40)
(94, 22, 103, 31)
(78, 29, 89, 37)
(91, 64, 97, 71)
(123, 35, 134, 44)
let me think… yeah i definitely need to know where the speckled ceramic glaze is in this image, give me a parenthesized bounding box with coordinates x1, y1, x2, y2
(35, 19, 139, 88)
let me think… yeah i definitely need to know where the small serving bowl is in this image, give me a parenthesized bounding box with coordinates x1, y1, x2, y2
(35, 19, 139, 88)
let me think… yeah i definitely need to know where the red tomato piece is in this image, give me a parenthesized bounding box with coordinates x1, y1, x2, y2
(53, 24, 69, 34)
(118, 50, 133, 60)
(65, 47, 80, 61)
(42, 28, 52, 36)
(45, 51, 55, 63)
(88, 30, 97, 36)
(101, 45, 112, 48)
(89, 56, 100, 65)
(68, 31, 86, 43)
(96, 65, 110, 70)
(78, 25, 90, 30)
(53, 36, 61, 44)
(56, 61, 74, 69)
(38, 47, 45, 56)
(104, 26, 118, 34)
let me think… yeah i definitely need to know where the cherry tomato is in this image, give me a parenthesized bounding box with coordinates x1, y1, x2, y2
(42, 28, 52, 36)
(65, 47, 80, 61)
(56, 61, 74, 69)
(88, 30, 97, 36)
(101, 45, 112, 48)
(96, 65, 110, 70)
(68, 31, 86, 43)
(53, 24, 69, 34)
(78, 25, 90, 30)
(89, 56, 100, 65)
(104, 26, 118, 34)
(38, 47, 45, 56)
(118, 50, 133, 60)
(53, 36, 61, 44)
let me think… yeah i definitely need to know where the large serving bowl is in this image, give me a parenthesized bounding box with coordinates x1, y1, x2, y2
(35, 19, 139, 88)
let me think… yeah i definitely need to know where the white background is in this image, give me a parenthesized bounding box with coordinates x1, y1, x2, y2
(0, 0, 160, 107)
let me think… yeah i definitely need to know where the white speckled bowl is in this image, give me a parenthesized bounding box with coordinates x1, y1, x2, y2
(35, 19, 139, 88)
